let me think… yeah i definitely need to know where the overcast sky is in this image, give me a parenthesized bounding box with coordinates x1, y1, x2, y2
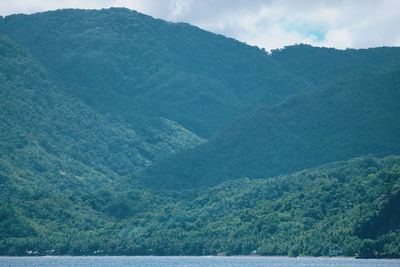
(1, 0, 400, 51)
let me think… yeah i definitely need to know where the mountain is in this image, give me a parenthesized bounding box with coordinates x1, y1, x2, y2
(2, 8, 400, 139)
(0, 35, 204, 196)
(0, 8, 308, 138)
(141, 66, 400, 189)
(1, 8, 400, 258)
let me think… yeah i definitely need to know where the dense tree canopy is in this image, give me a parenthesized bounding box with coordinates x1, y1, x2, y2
(1, 8, 400, 258)
(141, 66, 400, 189)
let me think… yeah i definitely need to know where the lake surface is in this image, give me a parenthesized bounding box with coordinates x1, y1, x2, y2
(1, 256, 400, 267)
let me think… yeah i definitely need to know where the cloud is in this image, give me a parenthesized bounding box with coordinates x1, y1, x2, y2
(1, 0, 400, 51)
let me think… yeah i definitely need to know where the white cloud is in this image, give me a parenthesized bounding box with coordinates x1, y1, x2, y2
(1, 0, 400, 51)
(322, 28, 352, 49)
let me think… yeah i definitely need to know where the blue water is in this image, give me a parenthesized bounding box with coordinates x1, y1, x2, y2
(0, 256, 399, 267)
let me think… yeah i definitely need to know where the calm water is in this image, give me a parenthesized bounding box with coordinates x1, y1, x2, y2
(0, 256, 399, 267)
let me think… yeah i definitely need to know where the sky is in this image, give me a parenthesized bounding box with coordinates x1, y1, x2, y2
(1, 0, 400, 51)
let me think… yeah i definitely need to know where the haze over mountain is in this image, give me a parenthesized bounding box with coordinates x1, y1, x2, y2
(0, 8, 400, 258)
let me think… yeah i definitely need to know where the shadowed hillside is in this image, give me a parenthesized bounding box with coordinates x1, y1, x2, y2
(141, 66, 400, 189)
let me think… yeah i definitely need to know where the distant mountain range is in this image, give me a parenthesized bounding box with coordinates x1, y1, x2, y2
(0, 8, 399, 258)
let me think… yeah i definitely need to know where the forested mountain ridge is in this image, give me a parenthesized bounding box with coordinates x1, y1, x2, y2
(2, 8, 400, 138)
(1, 8, 400, 258)
(140, 66, 400, 189)
(0, 35, 203, 195)
(270, 44, 400, 88)
(0, 8, 308, 138)
(3, 8, 399, 190)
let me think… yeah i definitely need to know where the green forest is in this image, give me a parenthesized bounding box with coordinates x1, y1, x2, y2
(1, 156, 400, 257)
(1, 8, 400, 258)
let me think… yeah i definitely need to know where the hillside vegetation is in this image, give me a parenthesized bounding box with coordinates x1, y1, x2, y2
(0, 8, 307, 138)
(0, 8, 400, 258)
(0, 35, 203, 194)
(1, 156, 399, 258)
(2, 8, 400, 138)
(141, 66, 400, 188)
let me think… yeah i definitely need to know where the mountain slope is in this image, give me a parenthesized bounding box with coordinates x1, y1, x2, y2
(0, 35, 203, 195)
(0, 8, 310, 138)
(3, 9, 399, 138)
(141, 66, 400, 189)
(0, 9, 296, 137)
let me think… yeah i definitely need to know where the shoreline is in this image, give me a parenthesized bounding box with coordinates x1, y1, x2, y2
(1, 255, 399, 259)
